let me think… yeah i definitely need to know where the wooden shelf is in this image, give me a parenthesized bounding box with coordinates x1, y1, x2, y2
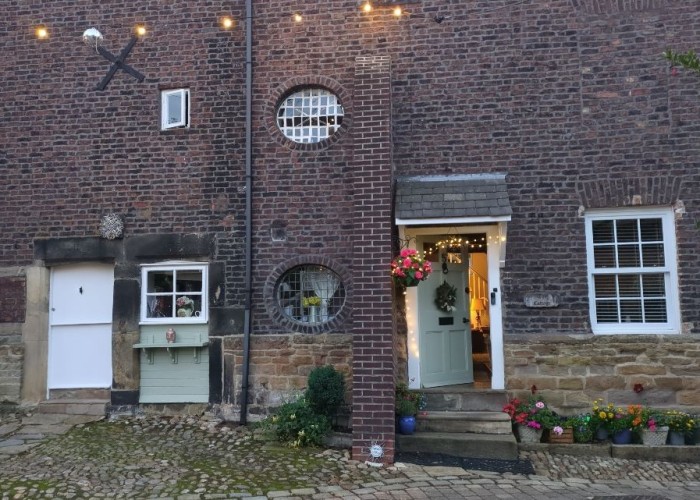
(133, 338, 208, 364)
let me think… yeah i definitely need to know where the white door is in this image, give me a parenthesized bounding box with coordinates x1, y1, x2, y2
(419, 261, 473, 387)
(48, 264, 114, 391)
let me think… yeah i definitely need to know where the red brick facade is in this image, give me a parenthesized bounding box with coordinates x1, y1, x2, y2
(2, 0, 700, 461)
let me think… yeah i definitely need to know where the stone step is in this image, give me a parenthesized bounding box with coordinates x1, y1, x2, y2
(48, 388, 110, 400)
(396, 431, 518, 460)
(417, 411, 513, 435)
(421, 388, 509, 412)
(38, 399, 108, 417)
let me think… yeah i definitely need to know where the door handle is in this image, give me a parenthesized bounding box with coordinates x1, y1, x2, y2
(491, 288, 498, 305)
(462, 317, 468, 324)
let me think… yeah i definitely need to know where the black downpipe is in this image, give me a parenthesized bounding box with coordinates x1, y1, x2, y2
(240, 0, 253, 425)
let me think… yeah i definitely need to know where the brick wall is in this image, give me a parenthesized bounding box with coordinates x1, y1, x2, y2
(0, 276, 26, 324)
(505, 335, 700, 413)
(2, 0, 700, 436)
(222, 334, 352, 417)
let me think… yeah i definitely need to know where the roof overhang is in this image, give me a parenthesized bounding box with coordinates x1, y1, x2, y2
(394, 173, 512, 225)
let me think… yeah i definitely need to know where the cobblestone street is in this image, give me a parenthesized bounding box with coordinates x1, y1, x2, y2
(1, 410, 699, 499)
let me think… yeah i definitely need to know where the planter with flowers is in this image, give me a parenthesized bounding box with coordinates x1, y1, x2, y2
(302, 295, 321, 323)
(176, 296, 195, 317)
(589, 399, 617, 441)
(664, 410, 696, 445)
(390, 249, 432, 287)
(503, 396, 558, 443)
(395, 383, 425, 435)
(608, 405, 643, 445)
(639, 408, 669, 446)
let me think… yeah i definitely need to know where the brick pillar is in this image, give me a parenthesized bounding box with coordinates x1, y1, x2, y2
(351, 55, 395, 464)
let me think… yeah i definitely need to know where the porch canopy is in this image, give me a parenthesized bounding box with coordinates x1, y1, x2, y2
(394, 173, 512, 225)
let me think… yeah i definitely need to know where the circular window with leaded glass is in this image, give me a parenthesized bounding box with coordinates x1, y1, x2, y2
(276, 265, 346, 325)
(276, 88, 344, 143)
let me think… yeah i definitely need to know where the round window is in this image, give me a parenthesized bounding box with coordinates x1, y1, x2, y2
(276, 265, 346, 325)
(276, 88, 344, 143)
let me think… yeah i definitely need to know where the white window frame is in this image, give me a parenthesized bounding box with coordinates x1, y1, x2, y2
(584, 207, 680, 335)
(160, 89, 190, 130)
(140, 262, 208, 324)
(276, 87, 344, 144)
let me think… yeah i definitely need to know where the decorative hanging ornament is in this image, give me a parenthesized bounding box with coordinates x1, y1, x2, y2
(99, 213, 124, 240)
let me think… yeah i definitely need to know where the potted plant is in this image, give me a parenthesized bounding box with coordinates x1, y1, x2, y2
(664, 410, 695, 445)
(639, 407, 669, 446)
(502, 396, 558, 443)
(302, 295, 321, 323)
(395, 383, 424, 435)
(548, 417, 575, 444)
(589, 399, 616, 441)
(390, 249, 432, 287)
(569, 414, 594, 443)
(608, 405, 643, 445)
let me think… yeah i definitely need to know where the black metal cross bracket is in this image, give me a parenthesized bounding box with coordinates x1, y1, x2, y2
(95, 36, 145, 91)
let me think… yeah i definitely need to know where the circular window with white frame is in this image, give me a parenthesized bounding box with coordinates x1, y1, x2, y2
(276, 88, 344, 144)
(276, 264, 346, 326)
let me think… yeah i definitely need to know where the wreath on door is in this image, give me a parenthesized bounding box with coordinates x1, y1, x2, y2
(435, 281, 457, 313)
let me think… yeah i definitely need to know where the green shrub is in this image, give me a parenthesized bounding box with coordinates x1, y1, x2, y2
(305, 365, 345, 419)
(271, 397, 330, 448)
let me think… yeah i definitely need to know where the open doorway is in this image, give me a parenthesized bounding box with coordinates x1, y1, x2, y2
(402, 224, 505, 391)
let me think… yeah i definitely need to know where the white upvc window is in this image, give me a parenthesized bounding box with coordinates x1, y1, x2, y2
(140, 262, 207, 324)
(585, 207, 679, 334)
(161, 89, 190, 130)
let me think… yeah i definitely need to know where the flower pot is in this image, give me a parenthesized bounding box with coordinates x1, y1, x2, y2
(548, 428, 574, 444)
(612, 429, 633, 445)
(594, 427, 609, 442)
(398, 415, 417, 435)
(308, 305, 318, 323)
(668, 430, 685, 446)
(641, 427, 669, 446)
(517, 424, 543, 443)
(689, 426, 700, 445)
(165, 328, 176, 343)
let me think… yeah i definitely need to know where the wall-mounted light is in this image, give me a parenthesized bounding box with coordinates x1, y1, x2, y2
(134, 24, 147, 37)
(362, 2, 373, 13)
(393, 6, 402, 17)
(35, 26, 49, 40)
(293, 13, 303, 23)
(221, 16, 234, 29)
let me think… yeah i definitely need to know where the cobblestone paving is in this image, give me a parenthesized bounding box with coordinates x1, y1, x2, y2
(1, 410, 699, 499)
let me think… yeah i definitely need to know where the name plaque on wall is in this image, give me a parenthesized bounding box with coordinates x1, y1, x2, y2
(523, 293, 560, 308)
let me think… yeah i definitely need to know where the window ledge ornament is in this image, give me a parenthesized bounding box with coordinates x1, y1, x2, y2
(99, 213, 124, 240)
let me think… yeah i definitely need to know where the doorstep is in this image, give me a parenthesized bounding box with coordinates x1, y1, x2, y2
(519, 442, 700, 464)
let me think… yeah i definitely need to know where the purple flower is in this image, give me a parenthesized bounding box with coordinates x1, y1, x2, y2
(553, 426, 563, 436)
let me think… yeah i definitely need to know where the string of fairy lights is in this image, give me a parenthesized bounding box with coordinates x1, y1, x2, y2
(424, 235, 487, 256)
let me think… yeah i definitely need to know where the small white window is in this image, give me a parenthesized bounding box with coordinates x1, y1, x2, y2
(141, 263, 207, 324)
(584, 207, 679, 334)
(161, 89, 190, 130)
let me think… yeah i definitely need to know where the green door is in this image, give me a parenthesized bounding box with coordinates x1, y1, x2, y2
(419, 261, 473, 387)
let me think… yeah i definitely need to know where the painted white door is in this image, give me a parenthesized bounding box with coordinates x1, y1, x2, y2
(419, 261, 473, 387)
(48, 264, 114, 390)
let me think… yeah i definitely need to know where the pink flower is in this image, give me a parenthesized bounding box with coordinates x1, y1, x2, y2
(415, 271, 423, 280)
(553, 426, 563, 436)
(403, 258, 412, 268)
(400, 249, 410, 258)
(535, 401, 545, 409)
(527, 421, 541, 429)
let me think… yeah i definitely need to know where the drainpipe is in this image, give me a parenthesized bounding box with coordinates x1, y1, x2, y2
(240, 0, 253, 425)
